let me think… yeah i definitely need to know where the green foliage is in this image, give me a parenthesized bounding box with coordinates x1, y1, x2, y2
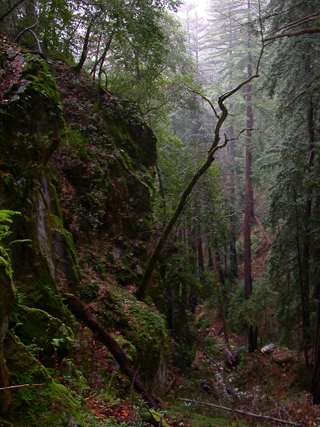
(0, 210, 21, 277)
(262, 0, 320, 351)
(0, 210, 20, 241)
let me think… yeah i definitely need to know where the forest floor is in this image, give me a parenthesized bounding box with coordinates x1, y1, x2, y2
(163, 312, 320, 427)
(67, 299, 320, 427)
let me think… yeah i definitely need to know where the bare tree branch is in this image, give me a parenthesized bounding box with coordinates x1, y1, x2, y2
(263, 27, 320, 42)
(14, 21, 38, 42)
(178, 399, 303, 427)
(29, 29, 42, 54)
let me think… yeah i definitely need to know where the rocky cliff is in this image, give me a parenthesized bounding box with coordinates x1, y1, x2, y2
(0, 35, 167, 427)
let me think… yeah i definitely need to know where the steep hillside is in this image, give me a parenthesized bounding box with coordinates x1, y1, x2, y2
(0, 35, 166, 426)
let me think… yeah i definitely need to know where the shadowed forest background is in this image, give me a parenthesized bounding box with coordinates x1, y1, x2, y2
(0, 0, 320, 426)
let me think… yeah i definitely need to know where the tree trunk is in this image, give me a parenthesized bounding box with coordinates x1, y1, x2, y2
(91, 32, 102, 79)
(208, 246, 213, 270)
(244, 0, 257, 353)
(298, 100, 314, 368)
(244, 77, 253, 298)
(215, 248, 225, 285)
(73, 15, 98, 74)
(293, 187, 310, 366)
(62, 293, 160, 409)
(97, 32, 114, 86)
(156, 164, 167, 228)
(197, 219, 204, 274)
(136, 73, 259, 301)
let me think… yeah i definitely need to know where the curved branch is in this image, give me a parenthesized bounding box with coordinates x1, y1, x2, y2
(188, 88, 219, 119)
(28, 29, 42, 54)
(14, 21, 38, 42)
(277, 11, 319, 32)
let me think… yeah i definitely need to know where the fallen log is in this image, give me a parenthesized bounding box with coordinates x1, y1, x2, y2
(178, 398, 303, 427)
(62, 292, 160, 409)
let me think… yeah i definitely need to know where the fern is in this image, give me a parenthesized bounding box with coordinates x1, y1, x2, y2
(0, 210, 21, 277)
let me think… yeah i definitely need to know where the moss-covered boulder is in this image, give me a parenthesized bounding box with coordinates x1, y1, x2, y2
(2, 334, 85, 427)
(99, 286, 168, 392)
(13, 306, 73, 363)
(0, 256, 15, 414)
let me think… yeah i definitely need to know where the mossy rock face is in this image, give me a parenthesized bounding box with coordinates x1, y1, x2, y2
(2, 334, 85, 427)
(13, 306, 73, 363)
(0, 263, 14, 346)
(57, 81, 156, 244)
(0, 55, 64, 167)
(0, 49, 74, 315)
(9, 173, 79, 318)
(103, 99, 157, 168)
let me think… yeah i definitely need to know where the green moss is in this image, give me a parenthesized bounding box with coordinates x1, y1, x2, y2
(13, 306, 73, 362)
(110, 334, 137, 363)
(21, 56, 62, 110)
(17, 247, 60, 311)
(3, 334, 84, 427)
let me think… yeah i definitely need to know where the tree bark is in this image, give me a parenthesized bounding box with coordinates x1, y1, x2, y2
(244, 0, 257, 353)
(156, 164, 167, 228)
(244, 87, 253, 300)
(196, 218, 204, 273)
(97, 32, 114, 86)
(301, 100, 314, 361)
(62, 293, 160, 409)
